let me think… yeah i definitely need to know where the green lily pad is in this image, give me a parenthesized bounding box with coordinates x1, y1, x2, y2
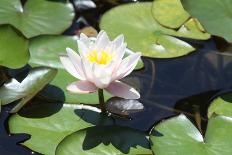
(56, 126, 152, 155)
(181, 0, 232, 42)
(152, 0, 190, 28)
(150, 114, 232, 155)
(0, 67, 57, 112)
(29, 35, 142, 104)
(208, 92, 232, 118)
(100, 2, 210, 58)
(0, 25, 29, 68)
(0, 0, 74, 38)
(9, 103, 113, 155)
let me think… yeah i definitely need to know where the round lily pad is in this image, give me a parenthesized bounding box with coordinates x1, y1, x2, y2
(0, 0, 74, 38)
(0, 25, 29, 68)
(150, 114, 232, 155)
(56, 126, 152, 155)
(152, 0, 190, 28)
(100, 2, 210, 58)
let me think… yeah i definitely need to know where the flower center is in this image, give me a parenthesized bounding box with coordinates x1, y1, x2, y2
(87, 50, 113, 65)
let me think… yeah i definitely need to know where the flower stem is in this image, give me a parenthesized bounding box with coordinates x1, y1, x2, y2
(98, 89, 106, 114)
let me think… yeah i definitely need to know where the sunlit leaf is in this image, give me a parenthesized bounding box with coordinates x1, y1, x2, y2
(56, 126, 152, 155)
(100, 2, 210, 58)
(0, 25, 29, 68)
(0, 0, 74, 38)
(0, 67, 57, 112)
(181, 0, 232, 42)
(150, 114, 232, 155)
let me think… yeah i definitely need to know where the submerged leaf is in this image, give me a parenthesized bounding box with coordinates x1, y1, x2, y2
(106, 97, 144, 116)
(0, 67, 57, 112)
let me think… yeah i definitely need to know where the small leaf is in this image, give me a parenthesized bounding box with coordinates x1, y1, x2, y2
(0, 67, 57, 112)
(208, 92, 232, 118)
(106, 97, 144, 116)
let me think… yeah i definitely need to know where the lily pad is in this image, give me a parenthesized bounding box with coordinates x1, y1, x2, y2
(0, 67, 57, 112)
(150, 114, 232, 155)
(9, 103, 113, 155)
(152, 0, 190, 28)
(0, 25, 29, 68)
(100, 2, 210, 58)
(0, 0, 74, 38)
(29, 35, 142, 104)
(181, 0, 232, 42)
(208, 92, 232, 118)
(56, 126, 152, 155)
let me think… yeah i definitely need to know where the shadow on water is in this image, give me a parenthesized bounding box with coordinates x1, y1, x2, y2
(1, 0, 232, 154)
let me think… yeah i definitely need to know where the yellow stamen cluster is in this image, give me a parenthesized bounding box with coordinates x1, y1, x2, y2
(87, 50, 113, 65)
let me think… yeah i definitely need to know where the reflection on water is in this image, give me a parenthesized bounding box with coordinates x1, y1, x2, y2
(1, 0, 232, 154)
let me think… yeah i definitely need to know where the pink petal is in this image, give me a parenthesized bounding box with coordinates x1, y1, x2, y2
(60, 55, 85, 80)
(105, 81, 140, 99)
(67, 81, 97, 94)
(66, 48, 86, 80)
(116, 52, 141, 79)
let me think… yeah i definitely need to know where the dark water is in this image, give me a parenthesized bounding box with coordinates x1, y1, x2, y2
(1, 0, 232, 154)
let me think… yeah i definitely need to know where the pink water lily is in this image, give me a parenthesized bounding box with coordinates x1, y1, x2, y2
(60, 30, 141, 99)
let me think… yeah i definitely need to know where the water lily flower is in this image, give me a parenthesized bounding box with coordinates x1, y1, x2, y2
(60, 30, 141, 99)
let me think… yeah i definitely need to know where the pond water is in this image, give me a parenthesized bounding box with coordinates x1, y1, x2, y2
(1, 0, 232, 154)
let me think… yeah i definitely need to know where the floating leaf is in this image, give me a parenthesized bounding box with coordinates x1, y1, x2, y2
(100, 2, 210, 58)
(181, 0, 232, 42)
(29, 35, 142, 104)
(56, 126, 152, 155)
(0, 0, 74, 38)
(9, 103, 113, 155)
(0, 25, 29, 68)
(106, 97, 144, 116)
(208, 92, 232, 118)
(152, 0, 190, 28)
(0, 67, 57, 112)
(150, 114, 232, 155)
